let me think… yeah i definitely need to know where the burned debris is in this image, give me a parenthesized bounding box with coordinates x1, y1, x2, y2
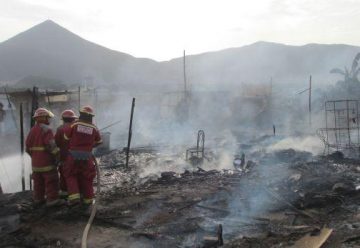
(186, 130, 206, 165)
(1, 79, 360, 248)
(1, 135, 360, 247)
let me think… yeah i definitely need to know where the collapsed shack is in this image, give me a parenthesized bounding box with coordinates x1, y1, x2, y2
(0, 87, 101, 155)
(1, 146, 360, 247)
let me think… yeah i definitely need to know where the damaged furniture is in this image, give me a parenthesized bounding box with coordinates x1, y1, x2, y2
(186, 130, 206, 164)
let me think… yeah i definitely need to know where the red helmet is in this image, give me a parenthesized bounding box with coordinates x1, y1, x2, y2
(79, 105, 95, 116)
(61, 109, 78, 119)
(33, 108, 54, 118)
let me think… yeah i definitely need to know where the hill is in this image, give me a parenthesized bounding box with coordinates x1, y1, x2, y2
(0, 20, 359, 91)
(164, 41, 360, 90)
(0, 20, 164, 90)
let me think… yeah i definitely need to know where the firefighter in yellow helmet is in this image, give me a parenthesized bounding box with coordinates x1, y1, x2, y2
(25, 108, 63, 207)
(63, 106, 102, 207)
(55, 109, 78, 199)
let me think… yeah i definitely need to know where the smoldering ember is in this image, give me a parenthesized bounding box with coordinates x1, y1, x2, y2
(2, 20, 360, 248)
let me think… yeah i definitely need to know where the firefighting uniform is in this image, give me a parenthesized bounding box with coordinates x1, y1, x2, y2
(55, 123, 72, 197)
(63, 121, 102, 204)
(26, 123, 60, 202)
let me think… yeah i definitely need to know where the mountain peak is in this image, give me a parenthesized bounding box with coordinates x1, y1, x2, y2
(25, 19, 72, 36)
(34, 19, 62, 29)
(0, 19, 149, 85)
(0, 19, 79, 46)
(43, 19, 57, 24)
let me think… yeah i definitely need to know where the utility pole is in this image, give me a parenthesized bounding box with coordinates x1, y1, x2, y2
(309, 75, 312, 127)
(94, 88, 98, 112)
(183, 50, 187, 93)
(30, 86, 39, 128)
(296, 75, 313, 127)
(78, 86, 81, 110)
(270, 77, 274, 134)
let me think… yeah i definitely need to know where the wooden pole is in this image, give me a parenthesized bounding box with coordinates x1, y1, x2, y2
(183, 50, 187, 93)
(29, 173, 32, 191)
(46, 90, 52, 111)
(94, 88, 98, 112)
(20, 103, 25, 191)
(125, 98, 135, 168)
(309, 75, 312, 127)
(30, 86, 38, 128)
(78, 86, 81, 110)
(270, 77, 273, 128)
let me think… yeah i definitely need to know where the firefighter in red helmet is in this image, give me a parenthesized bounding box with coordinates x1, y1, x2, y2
(63, 105, 102, 207)
(25, 108, 63, 207)
(55, 109, 78, 199)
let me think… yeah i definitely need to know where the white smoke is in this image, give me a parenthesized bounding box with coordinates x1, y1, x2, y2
(0, 153, 32, 193)
(266, 136, 323, 154)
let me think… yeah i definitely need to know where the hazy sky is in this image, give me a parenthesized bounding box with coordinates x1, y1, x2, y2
(1, 0, 360, 61)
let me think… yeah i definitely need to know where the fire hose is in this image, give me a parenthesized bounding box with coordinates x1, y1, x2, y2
(81, 156, 101, 248)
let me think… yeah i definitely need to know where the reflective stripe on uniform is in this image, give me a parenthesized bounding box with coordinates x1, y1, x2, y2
(32, 165, 56, 172)
(29, 146, 46, 151)
(68, 193, 80, 201)
(71, 122, 97, 130)
(83, 198, 94, 204)
(59, 191, 68, 196)
(51, 147, 60, 154)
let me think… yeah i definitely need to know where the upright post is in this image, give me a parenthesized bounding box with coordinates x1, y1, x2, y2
(346, 100, 351, 148)
(325, 102, 329, 154)
(357, 101, 360, 153)
(125, 98, 136, 168)
(78, 86, 81, 110)
(273, 124, 276, 136)
(94, 88, 98, 112)
(183, 50, 187, 93)
(309, 75, 312, 127)
(29, 173, 32, 191)
(334, 101, 338, 150)
(270, 77, 273, 125)
(30, 86, 39, 128)
(20, 103, 25, 191)
(46, 90, 52, 111)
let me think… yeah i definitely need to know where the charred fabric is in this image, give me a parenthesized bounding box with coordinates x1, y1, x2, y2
(1, 131, 360, 247)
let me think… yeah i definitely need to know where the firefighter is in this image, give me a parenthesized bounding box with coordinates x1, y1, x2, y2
(63, 105, 102, 207)
(55, 109, 78, 199)
(25, 108, 63, 207)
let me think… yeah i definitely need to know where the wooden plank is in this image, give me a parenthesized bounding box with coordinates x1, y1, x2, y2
(292, 227, 333, 248)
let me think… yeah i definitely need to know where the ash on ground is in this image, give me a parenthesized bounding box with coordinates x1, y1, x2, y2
(1, 140, 360, 248)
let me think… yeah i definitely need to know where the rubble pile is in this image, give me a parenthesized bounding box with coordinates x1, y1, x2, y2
(98, 148, 189, 189)
(0, 148, 360, 247)
(224, 152, 360, 247)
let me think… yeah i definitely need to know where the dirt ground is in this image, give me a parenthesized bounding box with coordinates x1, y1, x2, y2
(1, 143, 360, 248)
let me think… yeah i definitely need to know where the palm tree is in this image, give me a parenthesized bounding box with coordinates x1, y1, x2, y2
(330, 53, 360, 84)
